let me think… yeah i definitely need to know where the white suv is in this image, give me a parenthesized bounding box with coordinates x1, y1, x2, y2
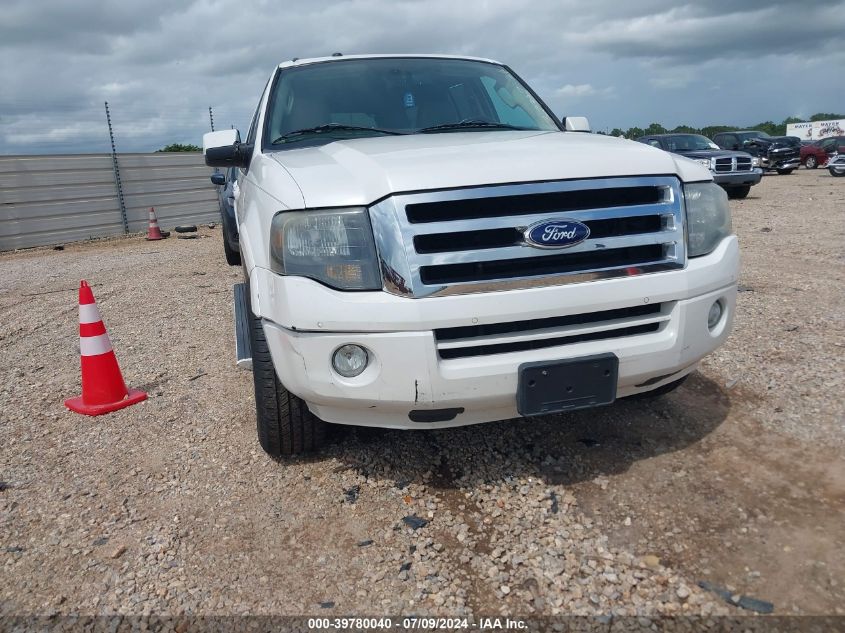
(204, 54, 738, 457)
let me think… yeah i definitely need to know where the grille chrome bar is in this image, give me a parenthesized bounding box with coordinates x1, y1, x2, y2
(438, 323, 664, 359)
(435, 302, 673, 360)
(369, 176, 686, 298)
(437, 307, 669, 350)
(405, 203, 675, 235)
(405, 184, 663, 223)
(417, 232, 674, 267)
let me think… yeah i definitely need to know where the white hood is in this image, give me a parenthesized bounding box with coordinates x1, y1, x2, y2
(268, 131, 709, 208)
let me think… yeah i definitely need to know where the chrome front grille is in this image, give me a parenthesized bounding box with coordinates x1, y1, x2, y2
(714, 158, 733, 173)
(369, 176, 686, 298)
(714, 157, 753, 173)
(435, 302, 673, 359)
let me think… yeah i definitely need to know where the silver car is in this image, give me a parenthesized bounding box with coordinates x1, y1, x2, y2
(828, 153, 845, 177)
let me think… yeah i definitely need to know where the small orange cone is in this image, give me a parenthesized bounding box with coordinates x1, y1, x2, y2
(64, 281, 147, 416)
(146, 207, 164, 241)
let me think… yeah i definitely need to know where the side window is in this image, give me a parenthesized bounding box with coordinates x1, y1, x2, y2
(718, 134, 737, 150)
(246, 102, 261, 145)
(820, 138, 836, 151)
(648, 139, 662, 148)
(479, 76, 537, 128)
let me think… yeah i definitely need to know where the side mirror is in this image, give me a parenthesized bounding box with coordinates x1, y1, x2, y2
(203, 129, 240, 153)
(205, 142, 254, 168)
(210, 173, 226, 186)
(562, 116, 591, 132)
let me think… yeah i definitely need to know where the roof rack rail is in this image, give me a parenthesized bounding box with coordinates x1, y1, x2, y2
(331, 52, 343, 57)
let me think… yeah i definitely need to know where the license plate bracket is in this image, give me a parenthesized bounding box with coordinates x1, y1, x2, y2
(517, 353, 618, 416)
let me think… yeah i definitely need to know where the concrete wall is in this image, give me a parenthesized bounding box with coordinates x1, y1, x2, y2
(0, 152, 219, 251)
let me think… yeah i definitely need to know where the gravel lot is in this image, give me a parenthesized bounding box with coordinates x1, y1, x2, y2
(1, 169, 843, 619)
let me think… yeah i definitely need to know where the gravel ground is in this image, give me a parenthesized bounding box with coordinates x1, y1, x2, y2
(1, 169, 843, 619)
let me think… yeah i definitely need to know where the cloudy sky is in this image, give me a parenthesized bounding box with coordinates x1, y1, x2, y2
(2, 0, 844, 154)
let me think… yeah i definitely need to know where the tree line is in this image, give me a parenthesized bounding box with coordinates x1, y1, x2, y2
(608, 113, 845, 139)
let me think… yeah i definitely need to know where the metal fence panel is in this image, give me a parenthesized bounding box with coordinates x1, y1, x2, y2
(0, 152, 220, 251)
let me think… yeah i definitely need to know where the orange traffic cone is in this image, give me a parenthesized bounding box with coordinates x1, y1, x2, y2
(64, 281, 147, 416)
(146, 207, 164, 241)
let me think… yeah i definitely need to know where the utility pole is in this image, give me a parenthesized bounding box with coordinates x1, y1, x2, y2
(209, 106, 215, 132)
(105, 102, 128, 233)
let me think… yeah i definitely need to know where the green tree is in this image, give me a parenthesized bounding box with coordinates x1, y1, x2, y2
(157, 143, 202, 152)
(810, 113, 845, 121)
(643, 122, 667, 136)
(669, 124, 697, 134)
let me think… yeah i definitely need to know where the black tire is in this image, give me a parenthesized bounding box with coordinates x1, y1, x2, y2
(247, 296, 326, 457)
(624, 375, 688, 400)
(222, 228, 241, 266)
(804, 155, 818, 169)
(776, 168, 794, 175)
(727, 186, 750, 200)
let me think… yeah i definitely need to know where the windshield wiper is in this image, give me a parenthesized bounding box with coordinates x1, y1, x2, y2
(417, 119, 526, 133)
(272, 123, 405, 144)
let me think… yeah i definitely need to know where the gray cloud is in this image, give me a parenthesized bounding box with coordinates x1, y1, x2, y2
(1, 0, 843, 154)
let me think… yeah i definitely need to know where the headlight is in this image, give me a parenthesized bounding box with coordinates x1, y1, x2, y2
(752, 157, 760, 167)
(694, 158, 711, 169)
(269, 208, 381, 290)
(684, 183, 732, 257)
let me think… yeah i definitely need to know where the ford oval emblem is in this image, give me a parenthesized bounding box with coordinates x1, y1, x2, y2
(524, 219, 590, 249)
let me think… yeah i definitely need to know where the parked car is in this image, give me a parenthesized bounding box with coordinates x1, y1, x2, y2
(828, 153, 845, 177)
(712, 131, 801, 174)
(636, 133, 762, 199)
(800, 136, 845, 169)
(203, 54, 738, 457)
(209, 166, 240, 265)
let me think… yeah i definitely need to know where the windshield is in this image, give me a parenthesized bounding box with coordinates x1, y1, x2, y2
(263, 58, 559, 147)
(664, 134, 719, 151)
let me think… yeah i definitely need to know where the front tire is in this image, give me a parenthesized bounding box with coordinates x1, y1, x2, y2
(223, 231, 241, 266)
(247, 297, 326, 457)
(804, 155, 818, 169)
(831, 168, 845, 177)
(726, 186, 750, 200)
(777, 168, 794, 175)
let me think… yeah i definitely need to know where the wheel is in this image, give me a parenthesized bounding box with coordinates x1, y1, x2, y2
(776, 169, 794, 175)
(624, 375, 688, 400)
(831, 168, 845, 177)
(247, 292, 327, 457)
(222, 228, 241, 266)
(726, 186, 750, 200)
(804, 155, 818, 169)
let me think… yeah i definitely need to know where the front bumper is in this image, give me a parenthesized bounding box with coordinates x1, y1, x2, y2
(251, 236, 739, 429)
(713, 169, 762, 188)
(762, 156, 801, 171)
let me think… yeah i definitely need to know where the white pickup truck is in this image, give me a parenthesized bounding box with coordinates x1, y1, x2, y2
(203, 54, 738, 457)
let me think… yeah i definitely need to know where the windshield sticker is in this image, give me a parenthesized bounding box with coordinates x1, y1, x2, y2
(403, 92, 415, 108)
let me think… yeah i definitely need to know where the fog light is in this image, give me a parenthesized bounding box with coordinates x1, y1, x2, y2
(707, 300, 723, 330)
(332, 344, 368, 377)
